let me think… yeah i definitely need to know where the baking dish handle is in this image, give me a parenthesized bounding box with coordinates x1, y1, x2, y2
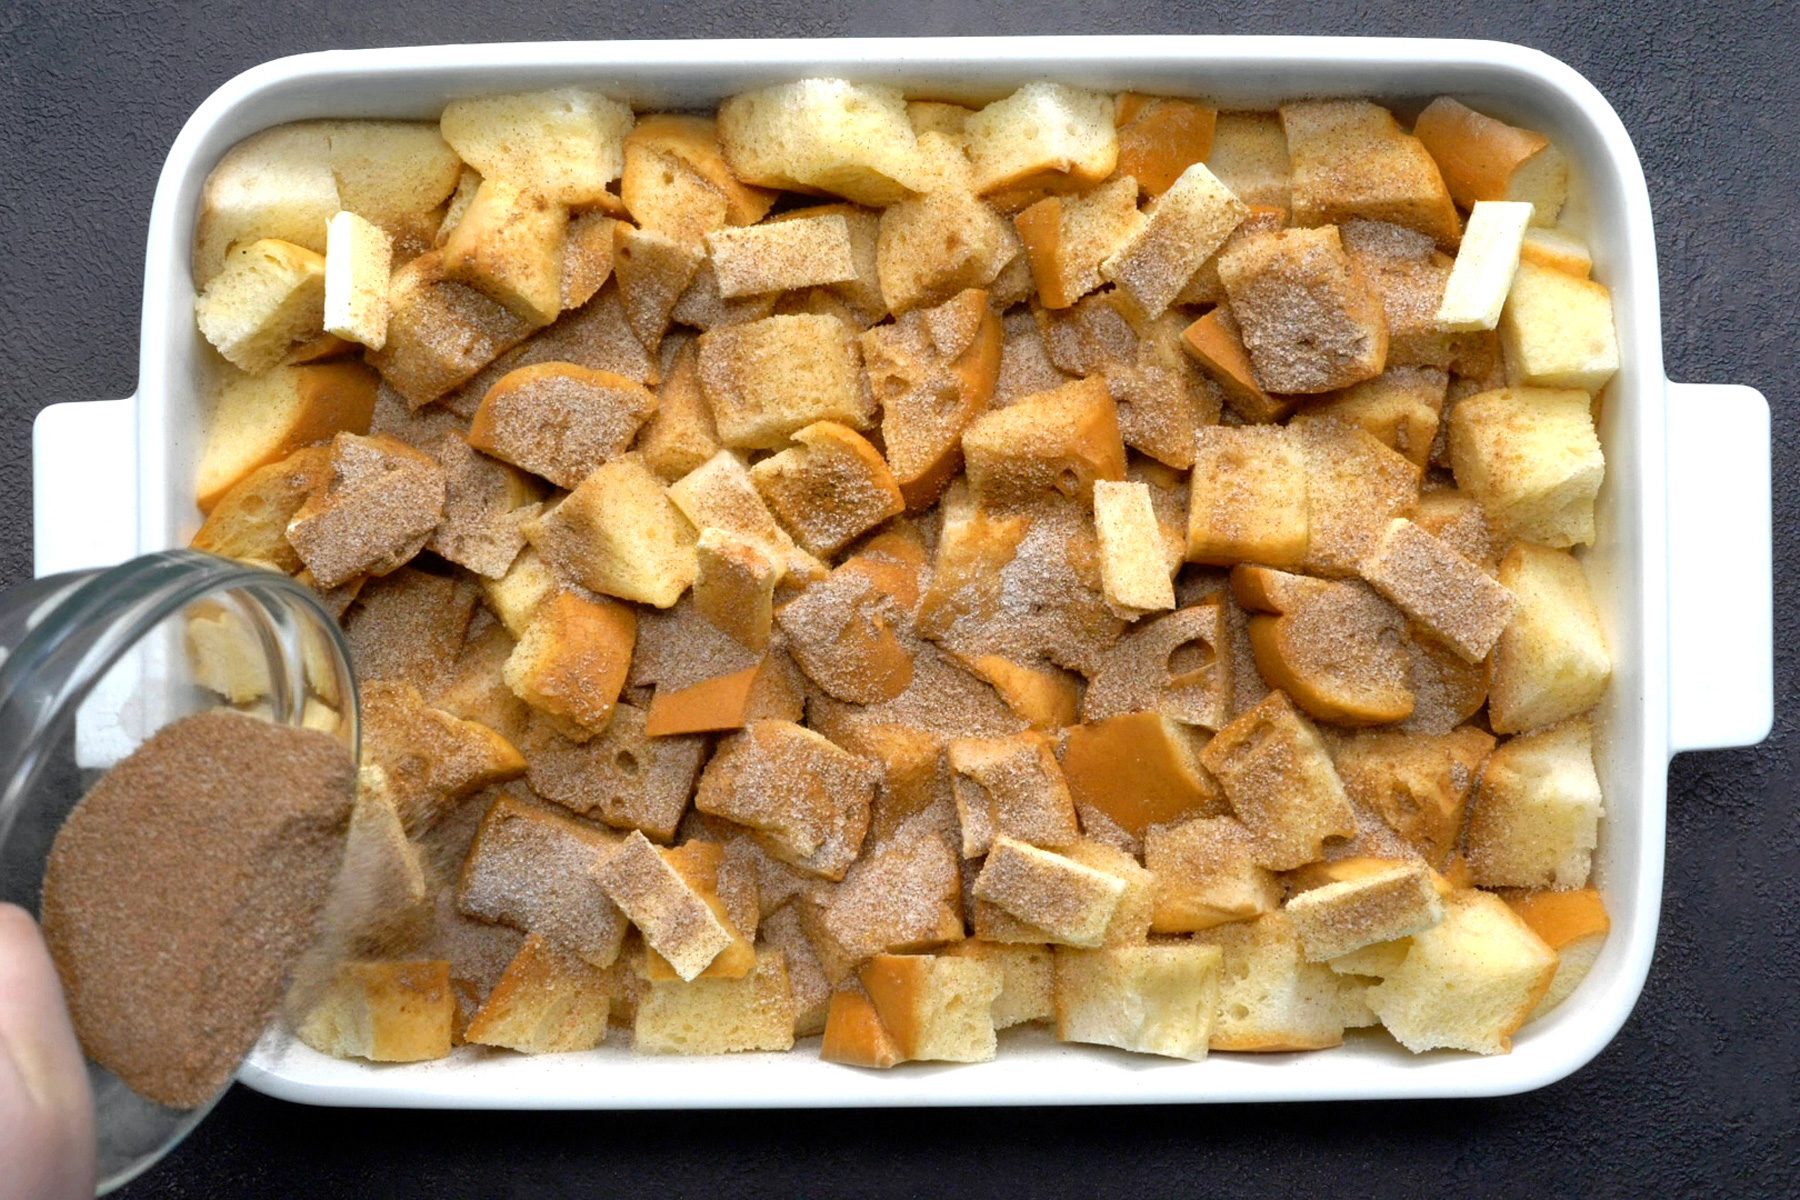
(32, 396, 141, 578)
(1664, 381, 1773, 754)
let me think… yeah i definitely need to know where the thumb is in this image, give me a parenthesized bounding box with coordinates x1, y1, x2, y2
(0, 903, 96, 1200)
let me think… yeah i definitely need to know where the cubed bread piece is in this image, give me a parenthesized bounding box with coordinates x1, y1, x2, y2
(671, 258, 781, 331)
(296, 960, 455, 1063)
(1284, 862, 1444, 962)
(693, 527, 779, 652)
(643, 650, 805, 738)
(1292, 366, 1447, 469)
(1199, 691, 1357, 870)
(440, 87, 632, 206)
(195, 238, 326, 373)
(195, 361, 376, 512)
(636, 840, 759, 982)
(523, 703, 705, 841)
(706, 213, 857, 298)
(1205, 111, 1291, 211)
(367, 251, 537, 407)
(1062, 841, 1154, 945)
(697, 314, 870, 450)
(1014, 176, 1144, 309)
(433, 619, 531, 743)
(481, 546, 557, 638)
(1292, 415, 1421, 577)
(457, 792, 627, 967)
(1450, 386, 1603, 549)
(638, 335, 723, 483)
(1518, 226, 1592, 278)
(1144, 816, 1281, 933)
(613, 223, 704, 354)
(1436, 201, 1534, 332)
(1360, 518, 1515, 664)
(192, 123, 340, 285)
(190, 445, 331, 572)
(775, 561, 914, 705)
(562, 210, 622, 310)
(1364, 888, 1556, 1053)
(971, 837, 1126, 948)
(1216, 226, 1388, 395)
(634, 946, 796, 1055)
(360, 678, 526, 834)
(463, 934, 611, 1054)
(1233, 566, 1413, 726)
(1112, 95, 1217, 196)
(342, 567, 477, 695)
(667, 450, 819, 583)
(1091, 480, 1177, 616)
(440, 178, 567, 327)
(820, 989, 905, 1068)
(1193, 913, 1351, 1051)
(1494, 543, 1613, 730)
(694, 720, 878, 881)
(966, 83, 1118, 196)
(314, 765, 430, 945)
(621, 137, 730, 248)
(1413, 97, 1567, 223)
(947, 732, 1080, 858)
(719, 78, 927, 206)
(1411, 484, 1499, 569)
(768, 203, 886, 324)
(503, 590, 637, 740)
(626, 113, 778, 229)
(1061, 711, 1224, 837)
(1052, 942, 1223, 1060)
(425, 435, 542, 579)
(1502, 887, 1609, 1017)
(1331, 726, 1494, 867)
(1280, 100, 1459, 247)
(1179, 306, 1291, 425)
(286, 433, 447, 588)
(1084, 601, 1231, 730)
(1499, 261, 1620, 393)
(596, 832, 735, 981)
(1101, 163, 1247, 317)
(957, 653, 1082, 731)
(961, 376, 1126, 508)
(526, 457, 697, 608)
(859, 953, 1004, 1062)
(863, 288, 1002, 508)
(875, 188, 1012, 317)
(820, 828, 964, 967)
(749, 422, 903, 558)
(1338, 219, 1464, 370)
(944, 940, 1053, 1029)
(1466, 717, 1602, 888)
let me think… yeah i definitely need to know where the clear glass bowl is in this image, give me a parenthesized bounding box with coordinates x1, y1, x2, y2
(0, 551, 358, 1194)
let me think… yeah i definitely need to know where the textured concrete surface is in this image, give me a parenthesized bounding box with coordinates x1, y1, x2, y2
(2, 2, 1795, 1196)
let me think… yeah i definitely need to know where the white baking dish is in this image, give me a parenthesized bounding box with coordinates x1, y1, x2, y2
(30, 35, 1772, 1106)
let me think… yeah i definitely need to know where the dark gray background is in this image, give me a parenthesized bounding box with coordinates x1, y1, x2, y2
(3, 2, 1795, 1196)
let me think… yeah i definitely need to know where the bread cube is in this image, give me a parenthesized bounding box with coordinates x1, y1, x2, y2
(522, 700, 704, 841)
(1364, 888, 1556, 1053)
(192, 124, 340, 286)
(342, 567, 477, 696)
(697, 314, 870, 449)
(694, 720, 878, 881)
(876, 189, 1012, 316)
(463, 935, 611, 1054)
(1413, 97, 1567, 223)
(296, 960, 455, 1063)
(1014, 176, 1144, 309)
(286, 433, 447, 588)
(1502, 887, 1609, 1018)
(1200, 691, 1356, 870)
(1411, 484, 1499, 569)
(1330, 726, 1495, 867)
(440, 87, 632, 206)
(526, 460, 696, 609)
(1061, 711, 1223, 837)
(1361, 518, 1516, 663)
(634, 946, 796, 1054)
(693, 527, 779, 653)
(312, 765, 429, 946)
(596, 832, 736, 981)
(1112, 95, 1217, 196)
(481, 545, 557, 637)
(1063, 841, 1155, 945)
(1291, 365, 1446, 469)
(615, 233, 702, 358)
(859, 953, 1004, 1063)
(1192, 913, 1351, 1051)
(1179, 309, 1291, 425)
(944, 940, 1054, 1029)
(946, 732, 1080, 858)
(1280, 100, 1459, 246)
(195, 238, 326, 373)
(1100, 163, 1247, 317)
(1090, 480, 1177, 616)
(966, 82, 1118, 196)
(425, 435, 542, 579)
(1216, 226, 1388, 394)
(439, 179, 567, 327)
(1449, 387, 1604, 549)
(1083, 600, 1231, 730)
(971, 837, 1126, 948)
(621, 138, 730, 248)
(1518, 226, 1592, 278)
(1339, 219, 1463, 370)
(625, 113, 778, 229)
(1204, 111, 1291, 211)
(719, 78, 927, 206)
(1144, 815, 1280, 933)
(961, 376, 1126, 508)
(667, 450, 818, 584)
(368, 252, 537, 407)
(749, 422, 903, 558)
(1233, 566, 1413, 726)
(1284, 862, 1444, 962)
(957, 653, 1081, 731)
(1053, 942, 1223, 1060)
(776, 561, 915, 704)
(457, 792, 627, 967)
(190, 444, 330, 572)
(643, 651, 804, 738)
(820, 989, 905, 1068)
(1499, 261, 1620, 392)
(863, 288, 1002, 507)
(819, 829, 964, 967)
(1436, 201, 1534, 332)
(360, 678, 525, 834)
(503, 590, 637, 740)
(635, 336, 722, 482)
(1466, 717, 1602, 888)
(1292, 416, 1421, 577)
(705, 213, 857, 298)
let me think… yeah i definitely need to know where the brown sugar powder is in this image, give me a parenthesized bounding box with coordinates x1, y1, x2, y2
(41, 710, 356, 1109)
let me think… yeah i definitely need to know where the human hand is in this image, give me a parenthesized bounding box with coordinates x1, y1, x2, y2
(0, 903, 95, 1200)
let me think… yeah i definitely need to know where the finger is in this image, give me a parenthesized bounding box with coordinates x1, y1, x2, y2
(0, 903, 95, 1196)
